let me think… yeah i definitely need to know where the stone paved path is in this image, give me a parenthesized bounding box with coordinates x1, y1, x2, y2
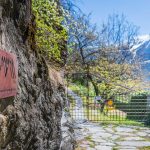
(67, 89, 87, 121)
(74, 122, 150, 150)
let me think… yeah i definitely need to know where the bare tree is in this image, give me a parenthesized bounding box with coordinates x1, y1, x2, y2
(65, 11, 142, 99)
(100, 13, 139, 49)
(67, 14, 99, 64)
(64, 11, 102, 94)
(95, 14, 141, 95)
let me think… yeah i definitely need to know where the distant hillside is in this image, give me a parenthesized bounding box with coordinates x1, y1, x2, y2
(132, 35, 150, 80)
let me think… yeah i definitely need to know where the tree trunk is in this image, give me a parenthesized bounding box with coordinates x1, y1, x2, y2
(87, 74, 99, 96)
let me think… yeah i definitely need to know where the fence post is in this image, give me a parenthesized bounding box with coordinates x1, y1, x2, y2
(87, 66, 90, 120)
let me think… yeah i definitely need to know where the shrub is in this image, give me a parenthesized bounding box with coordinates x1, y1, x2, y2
(127, 93, 148, 121)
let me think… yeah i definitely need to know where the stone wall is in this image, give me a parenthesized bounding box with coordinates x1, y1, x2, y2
(0, 0, 66, 149)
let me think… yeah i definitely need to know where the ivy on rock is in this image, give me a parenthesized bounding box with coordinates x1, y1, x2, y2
(32, 0, 67, 62)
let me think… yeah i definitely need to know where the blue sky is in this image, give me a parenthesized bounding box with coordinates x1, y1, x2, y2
(75, 0, 150, 35)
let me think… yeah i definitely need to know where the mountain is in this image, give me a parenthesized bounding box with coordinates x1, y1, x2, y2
(134, 35, 150, 60)
(132, 35, 150, 80)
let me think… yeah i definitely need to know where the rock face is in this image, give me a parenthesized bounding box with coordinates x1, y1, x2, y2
(0, 0, 66, 149)
(60, 111, 76, 150)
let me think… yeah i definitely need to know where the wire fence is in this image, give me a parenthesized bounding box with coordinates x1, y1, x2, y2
(67, 89, 150, 123)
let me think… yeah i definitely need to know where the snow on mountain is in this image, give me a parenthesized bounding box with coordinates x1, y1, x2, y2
(132, 35, 150, 80)
(131, 35, 150, 59)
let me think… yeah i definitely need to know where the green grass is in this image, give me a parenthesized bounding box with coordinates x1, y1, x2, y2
(139, 146, 150, 150)
(113, 148, 119, 150)
(69, 83, 96, 96)
(99, 120, 144, 127)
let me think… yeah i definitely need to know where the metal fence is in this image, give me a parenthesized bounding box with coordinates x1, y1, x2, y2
(67, 89, 150, 123)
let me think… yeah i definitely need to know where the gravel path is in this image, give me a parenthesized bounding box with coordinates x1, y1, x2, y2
(74, 122, 150, 150)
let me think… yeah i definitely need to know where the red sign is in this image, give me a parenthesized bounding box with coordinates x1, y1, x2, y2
(0, 49, 18, 98)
